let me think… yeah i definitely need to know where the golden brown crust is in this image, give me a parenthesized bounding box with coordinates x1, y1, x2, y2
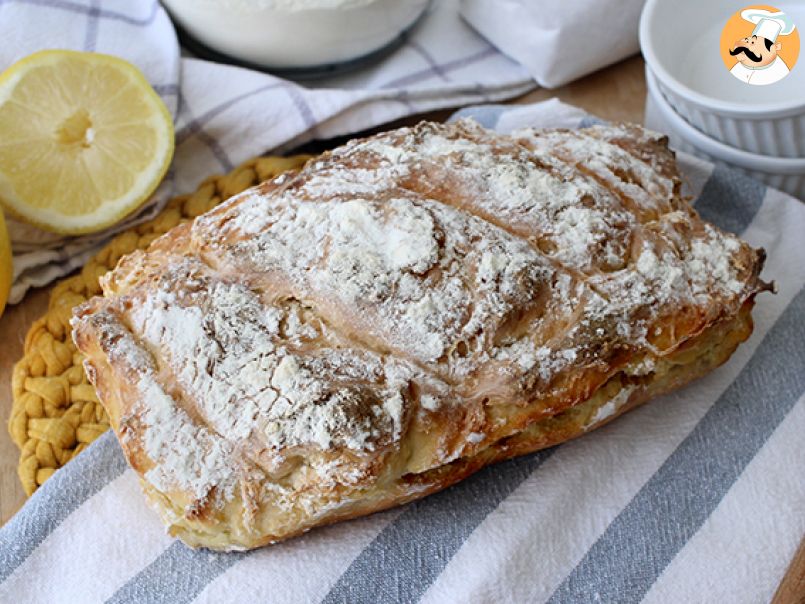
(71, 120, 768, 550)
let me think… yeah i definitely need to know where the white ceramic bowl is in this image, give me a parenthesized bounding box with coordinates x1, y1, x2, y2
(645, 66, 805, 200)
(640, 0, 805, 158)
(162, 0, 430, 71)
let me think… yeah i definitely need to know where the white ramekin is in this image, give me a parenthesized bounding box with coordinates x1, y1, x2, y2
(645, 67, 805, 200)
(640, 0, 805, 158)
(161, 0, 430, 71)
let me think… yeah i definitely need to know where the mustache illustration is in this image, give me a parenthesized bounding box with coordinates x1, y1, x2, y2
(730, 46, 763, 62)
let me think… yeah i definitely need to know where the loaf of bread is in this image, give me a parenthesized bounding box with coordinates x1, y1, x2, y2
(71, 120, 769, 551)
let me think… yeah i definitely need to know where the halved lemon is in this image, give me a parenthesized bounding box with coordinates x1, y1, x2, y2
(0, 50, 174, 235)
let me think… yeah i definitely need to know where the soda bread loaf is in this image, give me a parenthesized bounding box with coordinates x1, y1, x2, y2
(71, 120, 769, 550)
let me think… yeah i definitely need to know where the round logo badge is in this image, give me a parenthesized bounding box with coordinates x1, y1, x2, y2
(720, 4, 799, 86)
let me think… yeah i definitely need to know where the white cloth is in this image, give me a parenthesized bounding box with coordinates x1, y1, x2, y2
(1, 0, 540, 304)
(730, 56, 791, 85)
(460, 0, 647, 88)
(1, 99, 804, 604)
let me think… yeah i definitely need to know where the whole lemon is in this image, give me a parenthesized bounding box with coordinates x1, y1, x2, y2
(0, 207, 12, 317)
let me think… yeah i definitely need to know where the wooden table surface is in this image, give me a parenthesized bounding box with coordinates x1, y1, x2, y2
(0, 54, 801, 600)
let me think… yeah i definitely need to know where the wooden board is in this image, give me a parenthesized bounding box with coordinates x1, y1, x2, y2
(773, 535, 805, 604)
(0, 286, 49, 525)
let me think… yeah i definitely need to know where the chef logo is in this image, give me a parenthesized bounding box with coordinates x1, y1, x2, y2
(720, 5, 799, 86)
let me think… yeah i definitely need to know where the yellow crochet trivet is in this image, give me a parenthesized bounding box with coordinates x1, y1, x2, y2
(8, 154, 312, 496)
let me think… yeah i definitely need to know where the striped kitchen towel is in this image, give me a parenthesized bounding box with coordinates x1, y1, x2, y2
(1, 99, 804, 604)
(1, 0, 539, 304)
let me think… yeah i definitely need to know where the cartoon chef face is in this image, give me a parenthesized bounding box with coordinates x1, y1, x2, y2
(729, 34, 781, 68)
(722, 7, 798, 86)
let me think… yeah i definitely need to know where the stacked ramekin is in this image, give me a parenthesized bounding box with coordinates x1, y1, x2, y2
(640, 0, 805, 199)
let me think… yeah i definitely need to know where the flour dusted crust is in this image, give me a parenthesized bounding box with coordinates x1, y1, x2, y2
(72, 120, 769, 550)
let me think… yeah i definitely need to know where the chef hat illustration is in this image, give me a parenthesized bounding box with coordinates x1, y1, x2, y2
(741, 9, 796, 43)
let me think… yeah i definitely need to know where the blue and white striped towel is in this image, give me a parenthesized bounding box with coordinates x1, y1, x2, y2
(2, 0, 541, 303)
(1, 99, 803, 604)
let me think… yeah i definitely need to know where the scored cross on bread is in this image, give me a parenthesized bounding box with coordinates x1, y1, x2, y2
(71, 120, 769, 550)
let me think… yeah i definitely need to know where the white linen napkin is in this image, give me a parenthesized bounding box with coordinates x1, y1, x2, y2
(1, 98, 803, 604)
(460, 0, 648, 88)
(0, 0, 538, 304)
